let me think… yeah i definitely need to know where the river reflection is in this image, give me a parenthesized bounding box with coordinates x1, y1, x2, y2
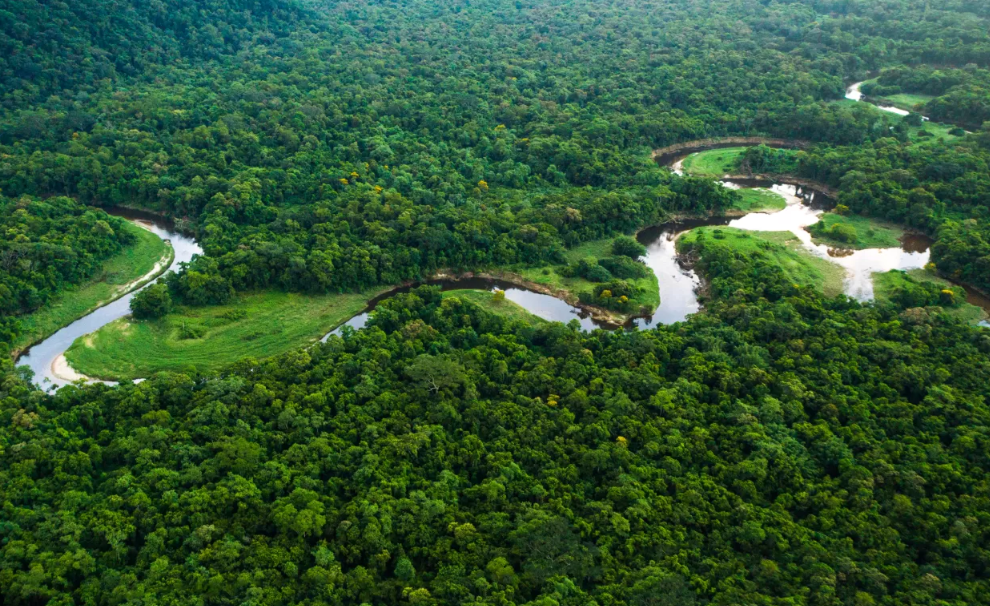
(631, 181, 941, 325)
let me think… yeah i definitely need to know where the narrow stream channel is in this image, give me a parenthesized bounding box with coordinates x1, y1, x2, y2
(845, 81, 913, 116)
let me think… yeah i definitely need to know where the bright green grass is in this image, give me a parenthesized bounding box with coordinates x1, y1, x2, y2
(680, 147, 747, 177)
(833, 95, 962, 143)
(513, 237, 660, 318)
(807, 212, 905, 249)
(732, 188, 787, 213)
(679, 227, 846, 297)
(902, 117, 962, 143)
(681, 147, 799, 178)
(66, 290, 377, 380)
(443, 289, 545, 325)
(12, 222, 172, 354)
(882, 92, 934, 112)
(874, 269, 988, 325)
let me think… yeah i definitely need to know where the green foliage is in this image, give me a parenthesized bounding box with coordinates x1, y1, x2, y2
(560, 255, 650, 283)
(798, 133, 990, 290)
(130, 283, 172, 319)
(0, 196, 134, 350)
(810, 219, 858, 245)
(64, 289, 375, 380)
(5, 3, 990, 604)
(864, 65, 990, 129)
(597, 256, 651, 280)
(0, 0, 310, 105)
(679, 227, 847, 298)
(884, 272, 965, 308)
(740, 145, 799, 174)
(3, 272, 990, 604)
(165, 257, 234, 306)
(873, 269, 988, 325)
(611, 236, 647, 259)
(579, 279, 639, 312)
(8, 0, 977, 304)
(562, 258, 614, 283)
(11, 221, 170, 353)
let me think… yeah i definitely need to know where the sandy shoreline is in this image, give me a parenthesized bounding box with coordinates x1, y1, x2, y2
(51, 353, 90, 383)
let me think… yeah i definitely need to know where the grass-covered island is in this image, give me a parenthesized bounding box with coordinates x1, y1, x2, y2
(679, 226, 846, 297)
(807, 212, 906, 249)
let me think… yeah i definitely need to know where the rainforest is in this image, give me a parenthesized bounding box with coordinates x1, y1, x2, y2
(2, 0, 990, 604)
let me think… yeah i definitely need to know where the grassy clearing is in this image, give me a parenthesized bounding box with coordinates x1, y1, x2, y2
(443, 289, 545, 325)
(680, 147, 747, 177)
(12, 222, 172, 353)
(732, 188, 787, 213)
(874, 269, 988, 325)
(680, 147, 799, 178)
(882, 92, 934, 112)
(66, 290, 376, 380)
(807, 212, 905, 249)
(680, 227, 846, 297)
(512, 237, 660, 319)
(901, 117, 962, 143)
(833, 96, 963, 143)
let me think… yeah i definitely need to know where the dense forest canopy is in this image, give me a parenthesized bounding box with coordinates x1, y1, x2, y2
(2, 256, 990, 605)
(3, 0, 990, 304)
(0, 195, 134, 345)
(3, 0, 990, 604)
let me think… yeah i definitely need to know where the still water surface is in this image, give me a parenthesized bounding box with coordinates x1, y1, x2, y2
(16, 209, 201, 390)
(16, 180, 988, 389)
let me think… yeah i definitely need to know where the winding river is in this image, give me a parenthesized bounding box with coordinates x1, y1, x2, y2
(15, 136, 989, 389)
(845, 81, 913, 116)
(16, 209, 201, 390)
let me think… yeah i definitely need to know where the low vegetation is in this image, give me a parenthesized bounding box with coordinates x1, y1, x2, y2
(680, 148, 748, 177)
(680, 227, 846, 297)
(442, 289, 545, 326)
(681, 146, 799, 178)
(0, 197, 141, 350)
(514, 237, 660, 320)
(11, 221, 171, 353)
(807, 212, 905, 249)
(882, 92, 935, 111)
(65, 290, 377, 380)
(731, 188, 787, 213)
(874, 268, 988, 325)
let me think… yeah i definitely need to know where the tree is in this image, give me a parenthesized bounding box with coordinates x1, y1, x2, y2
(130, 283, 172, 319)
(611, 236, 646, 259)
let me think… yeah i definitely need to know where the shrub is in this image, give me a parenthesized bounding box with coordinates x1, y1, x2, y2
(560, 258, 614, 282)
(579, 279, 639, 312)
(611, 236, 647, 259)
(598, 256, 650, 279)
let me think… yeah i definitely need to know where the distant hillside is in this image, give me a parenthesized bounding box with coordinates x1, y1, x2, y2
(0, 0, 311, 104)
